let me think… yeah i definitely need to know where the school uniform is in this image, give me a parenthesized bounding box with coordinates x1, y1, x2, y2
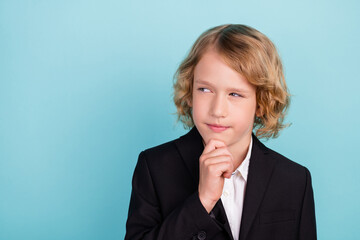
(125, 127, 316, 240)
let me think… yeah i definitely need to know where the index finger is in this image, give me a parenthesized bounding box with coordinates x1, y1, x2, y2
(203, 139, 226, 154)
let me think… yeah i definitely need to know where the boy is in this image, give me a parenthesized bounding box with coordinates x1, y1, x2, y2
(125, 24, 316, 240)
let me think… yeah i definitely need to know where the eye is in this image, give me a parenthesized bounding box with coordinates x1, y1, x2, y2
(229, 92, 242, 97)
(198, 87, 211, 92)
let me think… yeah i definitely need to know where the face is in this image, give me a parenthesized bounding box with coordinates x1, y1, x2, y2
(190, 49, 258, 154)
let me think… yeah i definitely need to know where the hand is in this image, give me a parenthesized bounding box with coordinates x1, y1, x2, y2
(198, 139, 234, 213)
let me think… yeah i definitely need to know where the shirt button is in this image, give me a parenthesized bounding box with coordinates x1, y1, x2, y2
(223, 190, 229, 197)
(197, 231, 206, 240)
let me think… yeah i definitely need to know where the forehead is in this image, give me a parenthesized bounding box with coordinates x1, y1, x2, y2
(194, 50, 254, 91)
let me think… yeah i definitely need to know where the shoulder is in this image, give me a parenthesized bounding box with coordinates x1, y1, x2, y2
(139, 127, 203, 167)
(252, 134, 311, 185)
(263, 144, 311, 185)
(268, 146, 307, 170)
(140, 137, 180, 163)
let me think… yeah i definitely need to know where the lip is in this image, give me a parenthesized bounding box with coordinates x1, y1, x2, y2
(207, 124, 229, 133)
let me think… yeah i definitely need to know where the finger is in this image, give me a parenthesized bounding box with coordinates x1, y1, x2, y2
(202, 147, 233, 161)
(222, 171, 233, 179)
(207, 161, 234, 178)
(200, 152, 232, 166)
(203, 139, 226, 154)
(201, 155, 233, 166)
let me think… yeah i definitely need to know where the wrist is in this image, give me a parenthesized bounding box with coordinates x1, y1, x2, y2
(198, 193, 217, 213)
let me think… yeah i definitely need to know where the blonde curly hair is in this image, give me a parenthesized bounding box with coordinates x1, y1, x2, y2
(173, 24, 290, 139)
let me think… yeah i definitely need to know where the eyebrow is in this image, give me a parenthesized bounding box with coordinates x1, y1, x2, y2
(194, 79, 250, 93)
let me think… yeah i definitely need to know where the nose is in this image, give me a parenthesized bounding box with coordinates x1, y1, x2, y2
(210, 94, 228, 118)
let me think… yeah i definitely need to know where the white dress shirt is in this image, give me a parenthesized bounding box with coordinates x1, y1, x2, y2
(221, 136, 252, 240)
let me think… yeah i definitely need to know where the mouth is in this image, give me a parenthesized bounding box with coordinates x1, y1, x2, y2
(206, 124, 229, 133)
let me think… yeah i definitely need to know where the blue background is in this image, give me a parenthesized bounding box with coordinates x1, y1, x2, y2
(1, 0, 359, 239)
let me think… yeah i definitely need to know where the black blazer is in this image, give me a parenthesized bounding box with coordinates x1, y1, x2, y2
(125, 127, 316, 240)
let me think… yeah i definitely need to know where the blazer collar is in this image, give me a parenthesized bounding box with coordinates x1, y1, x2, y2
(175, 127, 277, 240)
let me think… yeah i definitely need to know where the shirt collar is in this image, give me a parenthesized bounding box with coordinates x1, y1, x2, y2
(235, 135, 252, 182)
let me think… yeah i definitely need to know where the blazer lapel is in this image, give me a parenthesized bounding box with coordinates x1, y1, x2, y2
(239, 134, 278, 240)
(175, 127, 234, 239)
(212, 199, 235, 240)
(174, 127, 203, 184)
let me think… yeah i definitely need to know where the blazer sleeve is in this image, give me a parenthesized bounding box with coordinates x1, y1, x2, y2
(299, 167, 317, 240)
(125, 151, 226, 240)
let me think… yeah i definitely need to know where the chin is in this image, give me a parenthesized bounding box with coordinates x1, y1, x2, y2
(202, 134, 227, 146)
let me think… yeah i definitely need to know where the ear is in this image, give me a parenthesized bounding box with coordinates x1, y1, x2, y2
(255, 104, 262, 117)
(186, 97, 192, 108)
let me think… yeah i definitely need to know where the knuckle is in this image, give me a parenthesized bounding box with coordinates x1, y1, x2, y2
(224, 152, 232, 160)
(226, 162, 232, 168)
(208, 139, 217, 144)
(209, 139, 222, 146)
(203, 160, 210, 167)
(220, 148, 229, 155)
(208, 165, 215, 172)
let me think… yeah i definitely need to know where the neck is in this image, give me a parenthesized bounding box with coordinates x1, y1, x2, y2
(228, 135, 252, 170)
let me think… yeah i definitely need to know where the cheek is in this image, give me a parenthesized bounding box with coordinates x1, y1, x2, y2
(232, 101, 257, 121)
(191, 102, 202, 121)
(191, 94, 202, 111)
(191, 96, 208, 125)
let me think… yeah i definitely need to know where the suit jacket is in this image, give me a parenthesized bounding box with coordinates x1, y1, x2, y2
(125, 127, 316, 240)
